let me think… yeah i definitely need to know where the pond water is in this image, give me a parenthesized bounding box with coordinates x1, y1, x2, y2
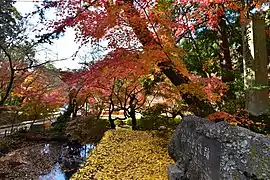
(0, 140, 95, 180)
(38, 143, 95, 180)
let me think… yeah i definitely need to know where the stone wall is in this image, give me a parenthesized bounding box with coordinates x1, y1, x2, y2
(168, 115, 270, 180)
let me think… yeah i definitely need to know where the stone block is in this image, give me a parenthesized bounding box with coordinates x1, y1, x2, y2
(168, 115, 270, 180)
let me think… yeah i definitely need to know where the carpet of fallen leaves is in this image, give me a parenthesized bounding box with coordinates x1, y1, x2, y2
(71, 129, 174, 180)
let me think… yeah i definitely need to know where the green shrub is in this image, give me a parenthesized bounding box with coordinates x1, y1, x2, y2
(137, 104, 181, 130)
(125, 118, 132, 126)
(114, 120, 125, 127)
(0, 140, 12, 155)
(168, 117, 181, 126)
(52, 113, 70, 132)
(137, 115, 168, 130)
(65, 116, 110, 143)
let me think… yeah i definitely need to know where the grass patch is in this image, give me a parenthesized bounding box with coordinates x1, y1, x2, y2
(71, 129, 174, 180)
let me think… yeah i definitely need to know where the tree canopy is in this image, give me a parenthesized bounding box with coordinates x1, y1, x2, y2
(0, 0, 269, 132)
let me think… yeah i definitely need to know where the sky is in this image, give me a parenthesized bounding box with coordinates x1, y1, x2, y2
(14, 1, 269, 71)
(14, 1, 98, 70)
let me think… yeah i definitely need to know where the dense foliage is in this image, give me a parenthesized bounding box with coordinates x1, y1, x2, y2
(137, 104, 181, 130)
(0, 0, 22, 44)
(0, 0, 65, 125)
(66, 115, 110, 144)
(33, 0, 268, 126)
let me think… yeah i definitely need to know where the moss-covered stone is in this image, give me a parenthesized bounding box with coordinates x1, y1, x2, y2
(168, 115, 270, 180)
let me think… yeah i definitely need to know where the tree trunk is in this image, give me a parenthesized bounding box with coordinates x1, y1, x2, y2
(108, 97, 116, 129)
(130, 107, 137, 130)
(85, 102, 88, 116)
(123, 1, 215, 117)
(72, 106, 78, 118)
(63, 98, 74, 119)
(160, 62, 214, 117)
(219, 16, 235, 83)
(108, 110, 116, 129)
(30, 116, 37, 131)
(97, 107, 103, 119)
(128, 94, 137, 130)
(242, 17, 269, 118)
(72, 99, 78, 118)
(0, 45, 15, 109)
(0, 69, 15, 108)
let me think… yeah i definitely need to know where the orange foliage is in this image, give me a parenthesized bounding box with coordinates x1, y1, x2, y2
(208, 111, 255, 128)
(13, 67, 65, 108)
(41, 0, 263, 111)
(178, 75, 227, 103)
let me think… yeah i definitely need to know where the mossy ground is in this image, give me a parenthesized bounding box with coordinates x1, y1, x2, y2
(71, 129, 174, 180)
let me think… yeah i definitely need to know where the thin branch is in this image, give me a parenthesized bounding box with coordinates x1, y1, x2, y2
(0, 44, 15, 106)
(14, 55, 75, 71)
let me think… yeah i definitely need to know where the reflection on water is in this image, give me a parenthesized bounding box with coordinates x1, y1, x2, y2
(39, 143, 95, 180)
(39, 163, 65, 180)
(42, 144, 50, 154)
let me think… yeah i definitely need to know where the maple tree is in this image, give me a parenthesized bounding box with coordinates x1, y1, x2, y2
(0, 0, 69, 110)
(59, 48, 173, 129)
(11, 66, 65, 123)
(0, 45, 36, 108)
(82, 56, 186, 129)
(112, 77, 150, 130)
(0, 60, 27, 105)
(83, 49, 152, 129)
(86, 90, 107, 118)
(208, 110, 268, 134)
(0, 0, 27, 107)
(60, 70, 88, 118)
(57, 67, 120, 130)
(145, 76, 187, 118)
(39, 0, 250, 117)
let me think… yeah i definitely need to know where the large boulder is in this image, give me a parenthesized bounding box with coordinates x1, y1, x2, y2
(168, 115, 270, 180)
